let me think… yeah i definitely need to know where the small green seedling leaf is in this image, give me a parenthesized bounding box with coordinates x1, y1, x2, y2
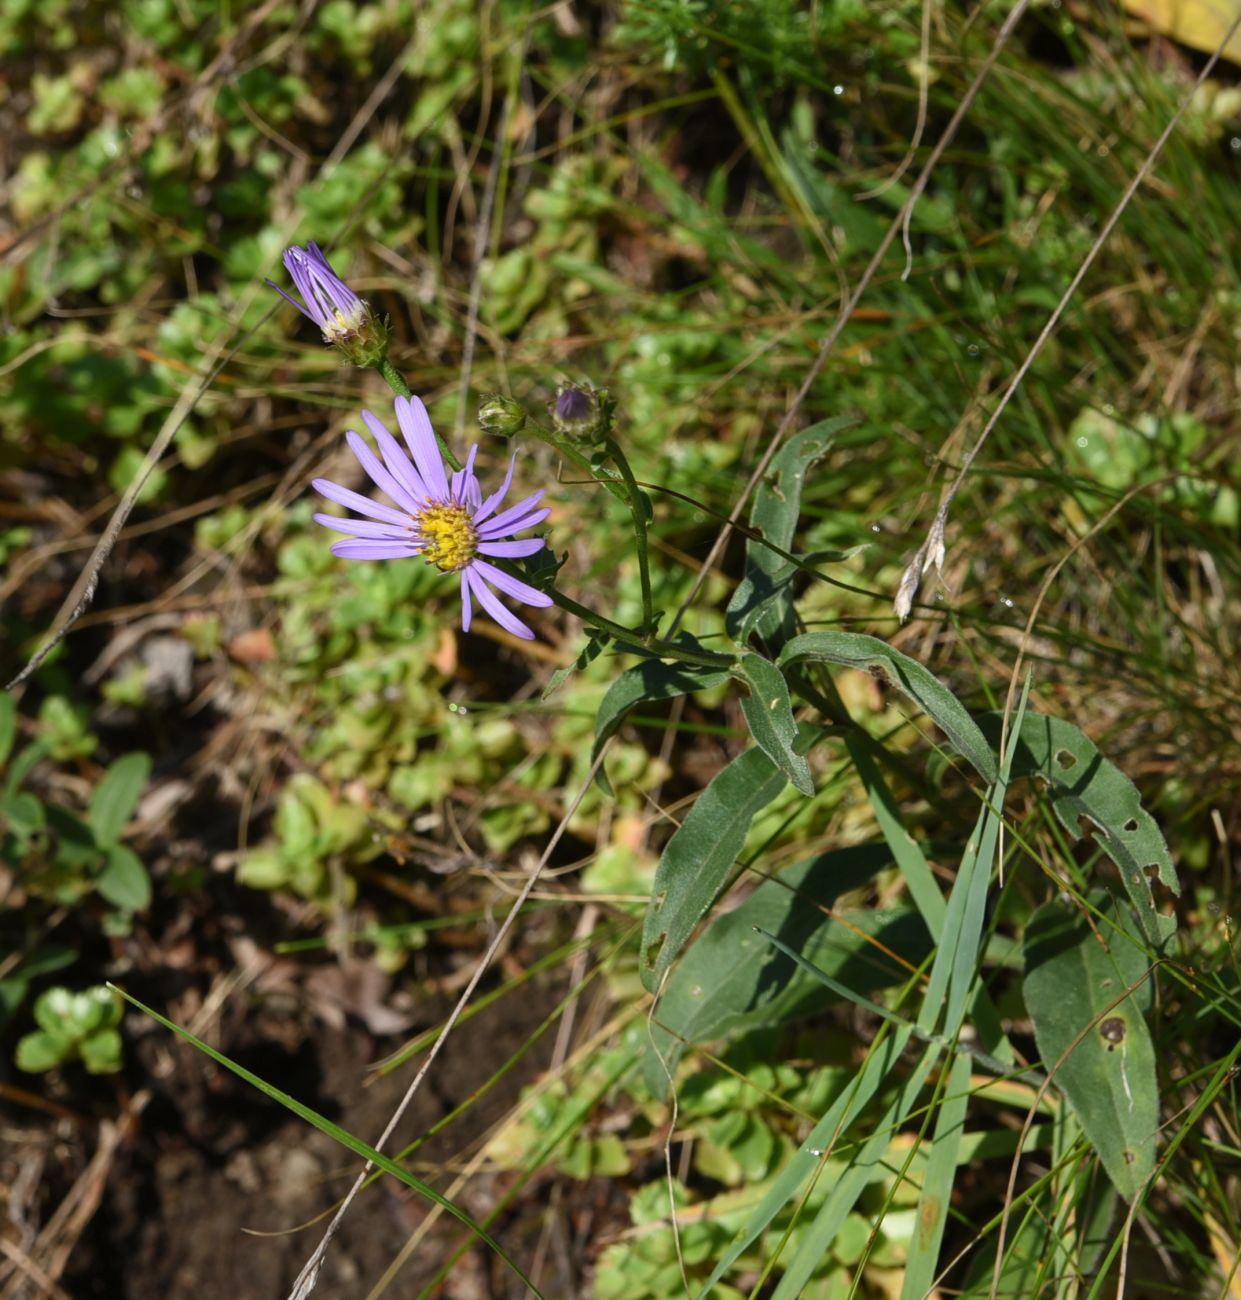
(16, 1030, 72, 1073)
(737, 654, 814, 795)
(79, 1028, 124, 1074)
(97, 844, 153, 912)
(1023, 895, 1158, 1201)
(88, 751, 151, 847)
(641, 746, 787, 992)
(18, 985, 123, 1074)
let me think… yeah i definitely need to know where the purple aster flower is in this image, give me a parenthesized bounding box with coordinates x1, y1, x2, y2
(267, 242, 389, 365)
(313, 396, 554, 641)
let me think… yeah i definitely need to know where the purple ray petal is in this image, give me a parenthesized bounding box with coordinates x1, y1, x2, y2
(362, 410, 429, 503)
(314, 513, 414, 541)
(470, 559, 554, 607)
(450, 445, 479, 504)
(265, 280, 317, 324)
(478, 506, 550, 540)
(331, 539, 422, 560)
(474, 452, 517, 524)
(395, 395, 449, 500)
(313, 478, 411, 528)
(476, 538, 545, 558)
(476, 491, 546, 538)
(466, 567, 536, 640)
(459, 571, 472, 633)
(344, 430, 422, 516)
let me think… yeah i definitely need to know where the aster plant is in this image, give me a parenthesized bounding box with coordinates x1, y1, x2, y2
(313, 396, 553, 641)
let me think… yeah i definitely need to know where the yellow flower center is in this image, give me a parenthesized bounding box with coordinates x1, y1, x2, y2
(321, 303, 367, 344)
(417, 502, 478, 572)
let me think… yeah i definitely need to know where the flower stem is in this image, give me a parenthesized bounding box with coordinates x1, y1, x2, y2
(377, 357, 462, 472)
(600, 435, 655, 638)
(524, 420, 629, 508)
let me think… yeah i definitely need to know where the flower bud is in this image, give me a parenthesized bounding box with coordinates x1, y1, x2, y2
(551, 382, 612, 444)
(478, 393, 527, 437)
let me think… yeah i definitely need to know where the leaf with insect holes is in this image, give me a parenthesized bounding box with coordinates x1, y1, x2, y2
(1023, 893, 1158, 1200)
(981, 712, 1178, 948)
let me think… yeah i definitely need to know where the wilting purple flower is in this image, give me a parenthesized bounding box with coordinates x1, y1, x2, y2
(268, 243, 363, 338)
(267, 242, 390, 365)
(313, 396, 553, 641)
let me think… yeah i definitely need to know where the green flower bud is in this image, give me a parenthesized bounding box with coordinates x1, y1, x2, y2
(478, 392, 528, 437)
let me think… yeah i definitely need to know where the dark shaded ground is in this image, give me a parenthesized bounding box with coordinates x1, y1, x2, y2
(5, 973, 601, 1300)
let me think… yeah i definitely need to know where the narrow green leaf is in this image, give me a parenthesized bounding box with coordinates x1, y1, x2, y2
(899, 1051, 972, 1300)
(737, 654, 814, 795)
(647, 845, 931, 1091)
(698, 1026, 915, 1296)
(88, 751, 151, 847)
(110, 985, 547, 1300)
(726, 416, 858, 649)
(97, 844, 152, 912)
(1023, 895, 1158, 1201)
(980, 711, 1179, 947)
(640, 747, 786, 993)
(845, 736, 946, 931)
(0, 693, 15, 768)
(541, 633, 607, 700)
(771, 1043, 942, 1298)
(779, 632, 998, 783)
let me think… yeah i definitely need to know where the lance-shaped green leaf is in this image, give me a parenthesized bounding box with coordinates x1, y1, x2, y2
(1023, 894, 1158, 1201)
(647, 845, 931, 1091)
(778, 631, 998, 783)
(641, 747, 787, 992)
(591, 658, 732, 793)
(737, 653, 813, 795)
(726, 416, 858, 649)
(980, 711, 1179, 948)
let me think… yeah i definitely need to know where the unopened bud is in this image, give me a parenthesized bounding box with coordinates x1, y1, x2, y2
(478, 393, 527, 437)
(551, 382, 612, 444)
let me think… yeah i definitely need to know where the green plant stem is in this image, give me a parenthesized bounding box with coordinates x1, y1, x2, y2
(377, 356, 462, 471)
(600, 434, 655, 638)
(524, 420, 629, 508)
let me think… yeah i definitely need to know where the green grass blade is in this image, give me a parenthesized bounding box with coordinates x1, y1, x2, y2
(109, 984, 546, 1299)
(770, 1043, 943, 1299)
(696, 1025, 915, 1295)
(899, 1050, 973, 1300)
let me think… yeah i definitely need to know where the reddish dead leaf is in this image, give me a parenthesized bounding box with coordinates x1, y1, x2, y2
(227, 628, 275, 664)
